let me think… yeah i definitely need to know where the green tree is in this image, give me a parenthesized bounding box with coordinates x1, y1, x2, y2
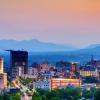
(51, 97, 60, 100)
(94, 89, 100, 100)
(46, 90, 59, 100)
(61, 88, 81, 100)
(0, 95, 4, 100)
(35, 88, 81, 100)
(20, 77, 32, 85)
(32, 92, 42, 100)
(83, 90, 93, 99)
(3, 94, 11, 100)
(37, 88, 49, 96)
(41, 95, 46, 100)
(11, 93, 21, 100)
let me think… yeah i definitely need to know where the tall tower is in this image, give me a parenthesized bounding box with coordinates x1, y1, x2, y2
(0, 58, 7, 89)
(10, 50, 28, 79)
(0, 58, 4, 73)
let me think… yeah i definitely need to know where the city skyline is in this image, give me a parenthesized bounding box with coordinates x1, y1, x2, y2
(0, 0, 100, 48)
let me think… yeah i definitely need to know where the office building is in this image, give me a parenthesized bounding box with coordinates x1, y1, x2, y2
(10, 50, 28, 79)
(50, 78, 81, 90)
(0, 58, 7, 89)
(0, 58, 3, 73)
(33, 80, 50, 90)
(0, 73, 7, 89)
(80, 66, 98, 77)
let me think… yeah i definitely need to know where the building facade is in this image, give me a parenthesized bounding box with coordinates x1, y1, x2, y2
(0, 73, 7, 89)
(80, 66, 98, 77)
(10, 50, 28, 79)
(33, 80, 50, 90)
(0, 58, 7, 89)
(50, 78, 81, 90)
(0, 58, 4, 73)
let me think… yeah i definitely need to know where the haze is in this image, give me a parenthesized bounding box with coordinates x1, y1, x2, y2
(0, 0, 100, 48)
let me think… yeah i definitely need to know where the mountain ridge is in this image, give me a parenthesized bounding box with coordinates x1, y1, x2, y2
(0, 39, 76, 52)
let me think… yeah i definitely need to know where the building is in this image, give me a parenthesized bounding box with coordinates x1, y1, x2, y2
(10, 50, 28, 79)
(80, 66, 98, 77)
(55, 71, 66, 78)
(97, 68, 100, 80)
(18, 67, 24, 77)
(56, 61, 71, 72)
(71, 63, 79, 74)
(50, 78, 81, 90)
(0, 58, 7, 89)
(86, 56, 100, 68)
(0, 73, 7, 89)
(0, 58, 3, 73)
(28, 67, 38, 75)
(33, 80, 50, 90)
(40, 71, 52, 79)
(39, 64, 50, 72)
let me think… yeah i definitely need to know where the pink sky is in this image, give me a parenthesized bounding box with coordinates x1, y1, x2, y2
(0, 0, 100, 47)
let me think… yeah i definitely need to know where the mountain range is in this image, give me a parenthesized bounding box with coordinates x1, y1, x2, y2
(0, 39, 100, 55)
(73, 44, 100, 55)
(0, 39, 100, 66)
(0, 39, 76, 52)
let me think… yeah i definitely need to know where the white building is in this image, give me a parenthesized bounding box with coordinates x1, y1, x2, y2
(0, 73, 7, 89)
(18, 66, 24, 76)
(0, 58, 3, 73)
(33, 80, 50, 90)
(0, 58, 7, 90)
(28, 67, 38, 75)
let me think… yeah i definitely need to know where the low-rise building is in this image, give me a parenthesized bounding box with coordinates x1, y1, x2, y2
(50, 78, 81, 90)
(33, 80, 50, 90)
(40, 71, 52, 79)
(39, 64, 50, 72)
(28, 67, 38, 75)
(80, 66, 98, 77)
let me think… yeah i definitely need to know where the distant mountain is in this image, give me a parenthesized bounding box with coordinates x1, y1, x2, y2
(87, 44, 100, 49)
(1, 42, 100, 67)
(72, 44, 100, 55)
(1, 39, 100, 55)
(0, 39, 76, 52)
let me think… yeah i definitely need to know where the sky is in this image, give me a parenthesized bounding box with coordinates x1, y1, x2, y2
(0, 0, 100, 48)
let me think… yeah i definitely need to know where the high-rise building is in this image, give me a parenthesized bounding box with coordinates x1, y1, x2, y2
(70, 63, 79, 76)
(0, 58, 7, 89)
(0, 73, 7, 89)
(10, 50, 28, 79)
(0, 58, 3, 73)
